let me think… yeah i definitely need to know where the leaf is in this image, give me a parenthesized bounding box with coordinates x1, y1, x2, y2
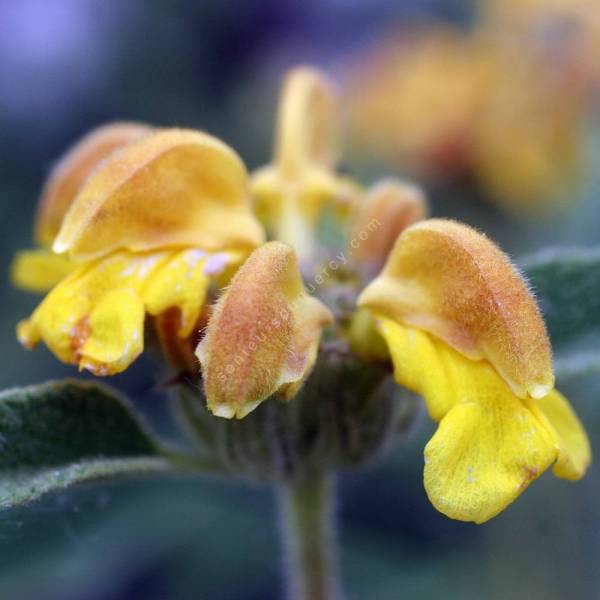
(521, 246, 600, 379)
(0, 457, 167, 510)
(0, 380, 170, 509)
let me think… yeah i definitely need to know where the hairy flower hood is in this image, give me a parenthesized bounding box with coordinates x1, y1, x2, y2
(359, 218, 553, 399)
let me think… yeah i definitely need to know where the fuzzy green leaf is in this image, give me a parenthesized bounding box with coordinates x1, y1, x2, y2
(0, 380, 169, 509)
(521, 246, 600, 379)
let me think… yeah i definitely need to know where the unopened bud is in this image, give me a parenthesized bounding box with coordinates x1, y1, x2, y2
(196, 242, 333, 418)
(351, 179, 427, 275)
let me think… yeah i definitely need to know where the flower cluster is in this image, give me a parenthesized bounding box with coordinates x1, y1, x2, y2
(12, 66, 590, 523)
(346, 0, 600, 212)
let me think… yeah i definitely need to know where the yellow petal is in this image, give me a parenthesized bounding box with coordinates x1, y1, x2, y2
(379, 319, 553, 520)
(144, 249, 210, 338)
(147, 251, 242, 373)
(196, 241, 333, 419)
(17, 248, 230, 375)
(358, 219, 553, 399)
(18, 268, 97, 366)
(377, 318, 459, 421)
(35, 122, 152, 247)
(10, 249, 76, 293)
(378, 319, 589, 522)
(17, 252, 165, 373)
(530, 389, 591, 481)
(350, 179, 427, 273)
(424, 394, 556, 524)
(78, 288, 145, 375)
(54, 128, 264, 261)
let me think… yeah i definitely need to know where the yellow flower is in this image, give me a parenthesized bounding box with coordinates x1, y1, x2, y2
(483, 0, 600, 89)
(12, 122, 152, 293)
(345, 27, 490, 176)
(470, 26, 587, 212)
(14, 121, 331, 415)
(196, 241, 333, 418)
(251, 66, 360, 262)
(10, 68, 590, 522)
(16, 127, 265, 376)
(358, 219, 590, 523)
(345, 10, 598, 213)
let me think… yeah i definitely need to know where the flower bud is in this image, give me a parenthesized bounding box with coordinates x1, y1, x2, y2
(358, 219, 554, 399)
(35, 122, 152, 247)
(275, 66, 340, 178)
(196, 242, 333, 419)
(351, 179, 427, 274)
(53, 129, 265, 261)
(250, 67, 360, 262)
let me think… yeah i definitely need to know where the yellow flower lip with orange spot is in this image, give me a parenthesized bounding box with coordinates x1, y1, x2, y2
(358, 218, 590, 523)
(196, 241, 333, 419)
(16, 127, 266, 376)
(17, 248, 225, 376)
(358, 218, 554, 400)
(251, 66, 361, 262)
(377, 319, 590, 523)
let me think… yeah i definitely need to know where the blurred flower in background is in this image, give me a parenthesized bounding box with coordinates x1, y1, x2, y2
(345, 0, 600, 213)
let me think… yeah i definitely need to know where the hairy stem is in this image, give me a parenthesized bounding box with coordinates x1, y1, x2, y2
(278, 471, 343, 600)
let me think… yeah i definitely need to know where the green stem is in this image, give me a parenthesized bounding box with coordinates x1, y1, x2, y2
(278, 471, 343, 600)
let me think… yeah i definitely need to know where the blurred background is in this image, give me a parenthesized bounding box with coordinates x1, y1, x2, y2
(1, 0, 600, 598)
